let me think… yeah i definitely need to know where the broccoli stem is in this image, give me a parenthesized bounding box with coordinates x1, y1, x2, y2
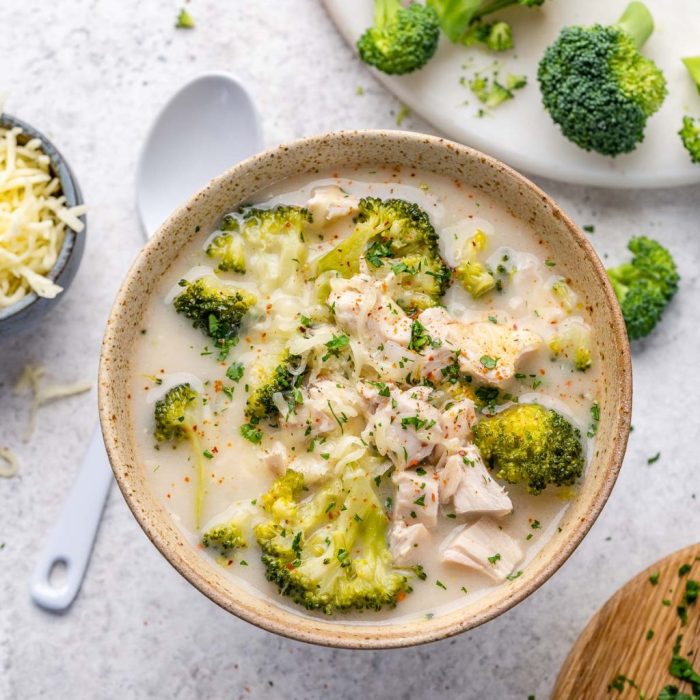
(375, 0, 400, 26)
(682, 56, 700, 91)
(471, 0, 519, 22)
(615, 1, 654, 49)
(188, 430, 205, 530)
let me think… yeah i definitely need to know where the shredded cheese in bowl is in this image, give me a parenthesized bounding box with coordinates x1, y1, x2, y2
(0, 123, 86, 308)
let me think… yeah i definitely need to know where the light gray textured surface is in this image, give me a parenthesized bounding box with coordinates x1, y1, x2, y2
(1, 2, 698, 699)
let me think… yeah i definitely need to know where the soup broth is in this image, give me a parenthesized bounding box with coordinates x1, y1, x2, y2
(129, 167, 600, 622)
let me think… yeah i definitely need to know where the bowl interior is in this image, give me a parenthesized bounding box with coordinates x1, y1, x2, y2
(0, 113, 85, 325)
(99, 130, 631, 648)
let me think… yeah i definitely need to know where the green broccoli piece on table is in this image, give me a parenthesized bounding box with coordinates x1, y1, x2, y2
(679, 116, 700, 165)
(357, 0, 440, 76)
(206, 232, 246, 273)
(537, 1, 667, 156)
(316, 197, 450, 314)
(607, 236, 679, 340)
(463, 20, 513, 52)
(154, 384, 207, 528)
(255, 468, 415, 614)
(473, 403, 585, 494)
(173, 275, 256, 359)
(679, 57, 700, 165)
(429, 0, 544, 46)
(244, 351, 308, 423)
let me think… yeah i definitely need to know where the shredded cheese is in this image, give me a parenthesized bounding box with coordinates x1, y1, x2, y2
(14, 364, 92, 440)
(0, 447, 19, 478)
(0, 125, 86, 307)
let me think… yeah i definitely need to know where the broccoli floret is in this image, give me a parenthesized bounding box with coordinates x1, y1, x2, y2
(549, 319, 593, 372)
(473, 403, 585, 494)
(245, 351, 308, 423)
(679, 116, 700, 165)
(154, 384, 207, 527)
(455, 229, 497, 298)
(429, 0, 544, 44)
(201, 522, 246, 553)
(173, 275, 256, 359)
(255, 468, 413, 614)
(607, 236, 679, 340)
(463, 20, 513, 52)
(679, 60, 700, 164)
(206, 232, 246, 273)
(357, 0, 440, 76)
(239, 205, 312, 243)
(316, 197, 450, 314)
(538, 1, 667, 156)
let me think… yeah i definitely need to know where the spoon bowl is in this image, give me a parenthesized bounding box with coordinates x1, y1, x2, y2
(136, 72, 263, 237)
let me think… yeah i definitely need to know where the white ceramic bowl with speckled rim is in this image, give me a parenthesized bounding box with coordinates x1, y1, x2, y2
(99, 130, 632, 649)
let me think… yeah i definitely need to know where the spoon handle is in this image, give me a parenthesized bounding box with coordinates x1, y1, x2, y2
(30, 425, 112, 612)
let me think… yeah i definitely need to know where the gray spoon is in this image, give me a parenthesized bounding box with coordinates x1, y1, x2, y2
(30, 73, 262, 611)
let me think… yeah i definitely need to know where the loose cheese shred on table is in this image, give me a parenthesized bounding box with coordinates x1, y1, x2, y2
(14, 364, 92, 441)
(0, 447, 20, 478)
(0, 125, 87, 307)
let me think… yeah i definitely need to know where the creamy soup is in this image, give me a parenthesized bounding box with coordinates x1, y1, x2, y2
(130, 167, 600, 623)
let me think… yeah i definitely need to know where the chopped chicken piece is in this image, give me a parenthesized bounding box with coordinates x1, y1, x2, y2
(329, 274, 412, 345)
(419, 307, 541, 385)
(388, 521, 431, 566)
(287, 453, 331, 484)
(328, 274, 418, 382)
(361, 385, 442, 469)
(392, 468, 439, 527)
(440, 518, 523, 581)
(438, 449, 512, 517)
(283, 379, 361, 436)
(439, 399, 476, 451)
(307, 186, 360, 223)
(262, 441, 288, 476)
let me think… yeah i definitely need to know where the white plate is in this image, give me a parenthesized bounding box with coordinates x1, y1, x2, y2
(323, 0, 700, 188)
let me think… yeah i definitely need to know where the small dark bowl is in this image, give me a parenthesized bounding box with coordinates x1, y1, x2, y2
(0, 114, 86, 337)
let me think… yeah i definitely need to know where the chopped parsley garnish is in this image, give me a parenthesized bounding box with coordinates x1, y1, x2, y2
(240, 423, 263, 444)
(322, 334, 349, 361)
(368, 380, 391, 397)
(487, 553, 501, 565)
(647, 452, 661, 465)
(587, 401, 600, 438)
(649, 572, 660, 585)
(226, 362, 245, 382)
(202, 450, 214, 459)
(401, 415, 432, 431)
(408, 320, 439, 353)
(435, 580, 447, 590)
(480, 355, 498, 369)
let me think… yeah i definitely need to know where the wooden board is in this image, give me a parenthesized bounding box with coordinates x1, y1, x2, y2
(554, 543, 700, 699)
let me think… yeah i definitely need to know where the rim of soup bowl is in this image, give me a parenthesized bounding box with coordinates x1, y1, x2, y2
(98, 129, 632, 649)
